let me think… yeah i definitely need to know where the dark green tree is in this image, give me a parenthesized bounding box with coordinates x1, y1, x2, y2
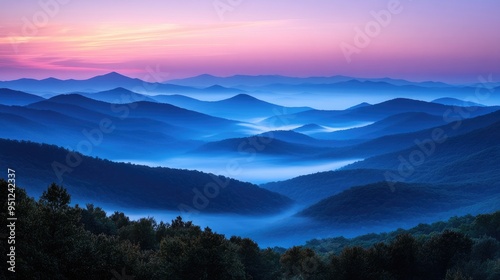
(80, 203, 117, 235)
(120, 217, 158, 250)
(39, 183, 71, 211)
(281, 246, 326, 280)
(389, 233, 418, 279)
(474, 212, 500, 240)
(329, 246, 371, 280)
(158, 221, 246, 279)
(110, 211, 131, 229)
(420, 230, 473, 279)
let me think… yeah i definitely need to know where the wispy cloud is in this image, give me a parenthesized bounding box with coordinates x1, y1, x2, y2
(0, 20, 298, 77)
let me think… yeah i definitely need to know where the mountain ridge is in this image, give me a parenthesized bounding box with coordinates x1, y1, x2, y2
(0, 138, 293, 214)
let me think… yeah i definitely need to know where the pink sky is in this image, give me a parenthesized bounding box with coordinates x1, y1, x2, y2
(0, 0, 499, 83)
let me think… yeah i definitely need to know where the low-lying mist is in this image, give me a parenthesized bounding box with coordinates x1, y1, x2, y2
(123, 156, 360, 184)
(97, 203, 338, 248)
(96, 202, 475, 248)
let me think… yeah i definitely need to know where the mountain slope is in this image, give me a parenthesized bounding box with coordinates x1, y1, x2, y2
(322, 112, 446, 140)
(0, 103, 202, 159)
(293, 124, 327, 134)
(315, 109, 500, 160)
(298, 118, 500, 222)
(0, 88, 45, 105)
(0, 139, 292, 214)
(261, 98, 499, 127)
(238, 80, 496, 97)
(432, 97, 485, 107)
(165, 74, 453, 88)
(0, 72, 221, 95)
(346, 119, 500, 185)
(79, 87, 157, 103)
(274, 113, 500, 224)
(32, 94, 246, 140)
(257, 130, 361, 148)
(152, 93, 311, 121)
(297, 182, 494, 226)
(165, 74, 355, 87)
(260, 169, 387, 205)
(192, 136, 327, 157)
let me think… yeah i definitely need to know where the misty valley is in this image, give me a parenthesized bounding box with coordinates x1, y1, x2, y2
(1, 73, 500, 279)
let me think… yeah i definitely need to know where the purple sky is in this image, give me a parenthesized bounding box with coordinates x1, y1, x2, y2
(0, 0, 499, 83)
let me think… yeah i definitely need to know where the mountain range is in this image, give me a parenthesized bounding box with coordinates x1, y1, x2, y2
(260, 98, 499, 128)
(259, 111, 500, 227)
(3, 72, 499, 108)
(1, 74, 499, 238)
(0, 72, 243, 96)
(165, 74, 454, 88)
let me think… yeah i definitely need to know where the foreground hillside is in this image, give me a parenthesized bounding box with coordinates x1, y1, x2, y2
(0, 139, 292, 214)
(1, 182, 498, 280)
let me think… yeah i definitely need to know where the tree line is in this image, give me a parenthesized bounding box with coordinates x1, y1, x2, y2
(1, 180, 499, 279)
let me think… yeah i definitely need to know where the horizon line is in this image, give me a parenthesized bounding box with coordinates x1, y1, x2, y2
(0, 71, 479, 86)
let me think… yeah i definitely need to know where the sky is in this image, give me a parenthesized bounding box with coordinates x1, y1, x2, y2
(0, 0, 499, 83)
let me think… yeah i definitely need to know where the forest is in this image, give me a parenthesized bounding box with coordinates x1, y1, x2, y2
(1, 180, 499, 279)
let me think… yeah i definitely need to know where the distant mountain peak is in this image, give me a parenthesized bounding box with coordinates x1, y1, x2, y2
(106, 71, 124, 76)
(229, 93, 258, 100)
(46, 93, 104, 105)
(205, 84, 226, 90)
(49, 93, 91, 101)
(100, 87, 133, 93)
(93, 72, 131, 80)
(293, 124, 325, 132)
(297, 124, 323, 129)
(347, 102, 371, 110)
(202, 84, 244, 93)
(381, 98, 426, 105)
(41, 77, 61, 82)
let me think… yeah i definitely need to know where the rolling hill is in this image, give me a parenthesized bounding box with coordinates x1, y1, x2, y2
(27, 96, 197, 136)
(0, 88, 45, 105)
(297, 181, 494, 225)
(192, 136, 327, 157)
(29, 94, 247, 140)
(257, 130, 362, 148)
(266, 111, 500, 225)
(260, 98, 499, 128)
(0, 72, 239, 95)
(345, 118, 500, 186)
(0, 72, 146, 94)
(152, 93, 311, 121)
(79, 87, 157, 103)
(165, 74, 356, 88)
(321, 112, 446, 140)
(292, 124, 327, 134)
(260, 169, 387, 205)
(0, 103, 200, 160)
(0, 96, 225, 159)
(165, 74, 453, 88)
(234, 80, 497, 99)
(432, 97, 485, 107)
(314, 108, 500, 160)
(0, 138, 293, 214)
